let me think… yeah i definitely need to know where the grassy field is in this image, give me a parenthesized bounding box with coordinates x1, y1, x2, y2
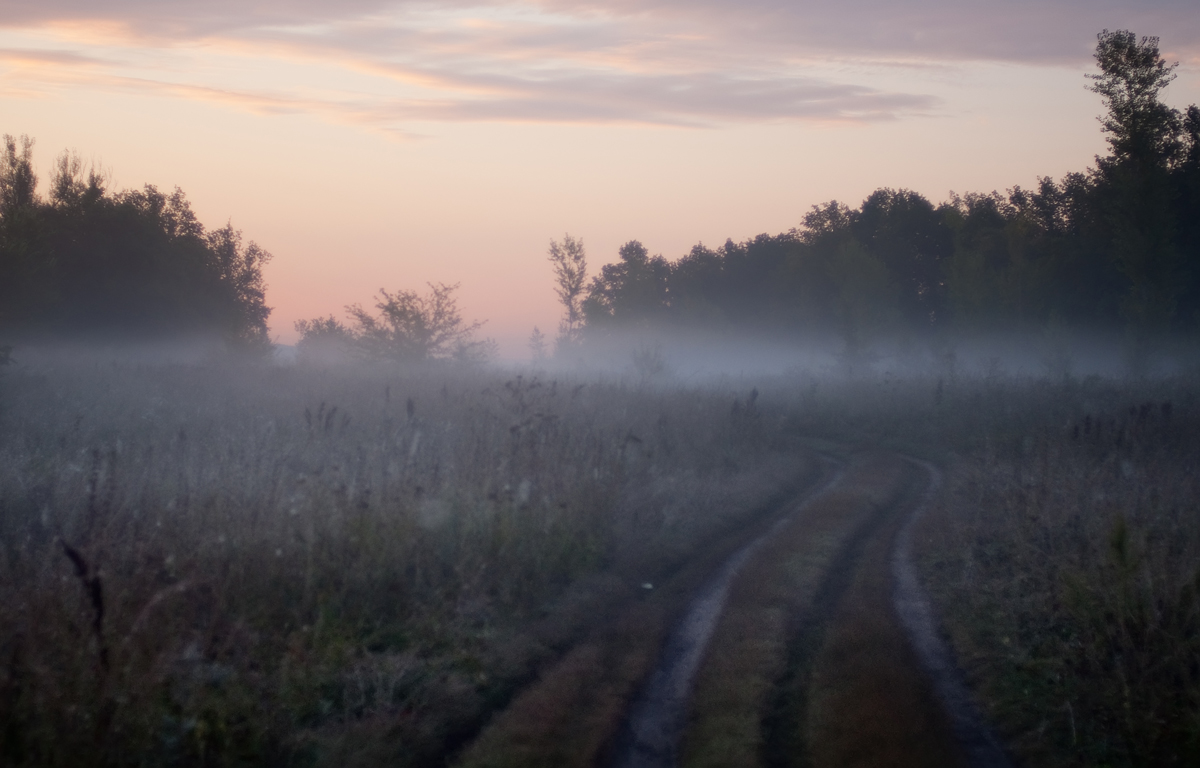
(914, 388, 1200, 766)
(0, 355, 799, 766)
(1, 351, 1197, 766)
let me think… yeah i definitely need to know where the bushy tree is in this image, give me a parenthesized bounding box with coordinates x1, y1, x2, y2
(582, 240, 670, 328)
(1088, 30, 1184, 171)
(1085, 31, 1196, 349)
(293, 316, 354, 364)
(0, 135, 275, 350)
(297, 283, 495, 364)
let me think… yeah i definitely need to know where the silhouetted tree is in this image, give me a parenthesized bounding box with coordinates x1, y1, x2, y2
(49, 150, 106, 208)
(583, 240, 670, 328)
(0, 135, 37, 215)
(851, 188, 952, 327)
(1178, 105, 1200, 322)
(669, 243, 728, 325)
(0, 136, 274, 350)
(797, 201, 853, 244)
(1088, 30, 1184, 171)
(547, 234, 588, 352)
(323, 282, 496, 363)
(294, 316, 354, 364)
(558, 29, 1199, 352)
(1084, 31, 1196, 357)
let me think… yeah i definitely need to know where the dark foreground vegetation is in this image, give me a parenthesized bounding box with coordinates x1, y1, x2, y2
(917, 389, 1200, 766)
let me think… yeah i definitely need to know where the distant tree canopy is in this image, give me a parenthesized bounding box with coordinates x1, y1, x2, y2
(569, 30, 1200, 349)
(0, 137, 273, 350)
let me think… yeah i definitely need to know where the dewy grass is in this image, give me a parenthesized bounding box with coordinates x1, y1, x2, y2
(913, 388, 1200, 766)
(0, 357, 794, 766)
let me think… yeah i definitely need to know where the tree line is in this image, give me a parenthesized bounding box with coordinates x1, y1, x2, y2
(545, 31, 1200, 363)
(0, 140, 273, 350)
(3, 30, 1192, 366)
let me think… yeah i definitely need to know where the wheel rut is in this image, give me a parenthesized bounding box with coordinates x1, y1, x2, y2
(453, 452, 835, 768)
(609, 460, 845, 768)
(759, 461, 915, 768)
(459, 452, 1011, 768)
(672, 452, 1012, 768)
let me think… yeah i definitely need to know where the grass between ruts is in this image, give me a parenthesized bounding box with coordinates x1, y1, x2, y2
(678, 452, 947, 768)
(802, 458, 964, 768)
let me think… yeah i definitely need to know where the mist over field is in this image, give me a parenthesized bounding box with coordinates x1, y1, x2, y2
(3, 23, 1200, 768)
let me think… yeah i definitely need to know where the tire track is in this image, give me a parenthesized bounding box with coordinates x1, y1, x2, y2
(892, 459, 1012, 768)
(753, 455, 955, 768)
(609, 459, 845, 768)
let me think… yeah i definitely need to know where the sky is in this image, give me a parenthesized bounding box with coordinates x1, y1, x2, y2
(2, 1, 1199, 356)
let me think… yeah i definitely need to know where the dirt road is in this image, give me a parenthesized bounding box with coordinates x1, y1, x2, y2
(455, 451, 1010, 768)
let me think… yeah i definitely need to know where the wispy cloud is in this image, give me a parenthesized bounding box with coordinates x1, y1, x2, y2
(1, 1, 1195, 130)
(0, 46, 108, 66)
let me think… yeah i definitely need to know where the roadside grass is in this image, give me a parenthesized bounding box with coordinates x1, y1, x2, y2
(0, 357, 788, 766)
(679, 453, 907, 768)
(913, 386, 1200, 766)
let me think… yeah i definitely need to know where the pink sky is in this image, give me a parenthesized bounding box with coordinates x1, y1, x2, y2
(2, 1, 1199, 356)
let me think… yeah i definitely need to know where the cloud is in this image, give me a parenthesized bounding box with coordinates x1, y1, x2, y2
(0, 47, 107, 66)
(385, 73, 936, 125)
(1, 0, 1196, 130)
(532, 0, 1200, 65)
(5, 0, 1198, 62)
(2, 49, 936, 131)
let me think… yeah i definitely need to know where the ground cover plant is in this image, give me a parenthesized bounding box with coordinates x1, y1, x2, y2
(0, 352, 799, 767)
